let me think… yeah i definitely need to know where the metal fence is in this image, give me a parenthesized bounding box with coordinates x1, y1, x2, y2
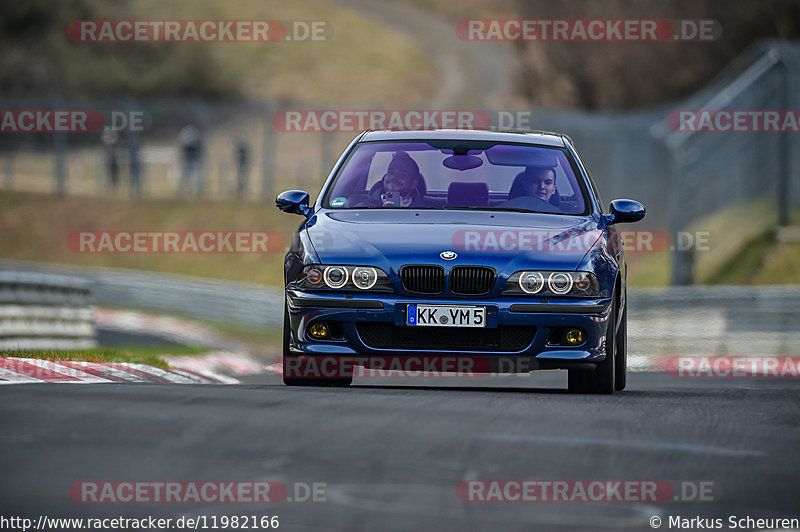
(628, 284, 800, 357)
(0, 260, 283, 328)
(534, 40, 800, 283)
(1, 40, 798, 285)
(0, 270, 96, 350)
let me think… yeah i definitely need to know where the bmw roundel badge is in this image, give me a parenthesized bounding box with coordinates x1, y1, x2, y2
(440, 251, 457, 260)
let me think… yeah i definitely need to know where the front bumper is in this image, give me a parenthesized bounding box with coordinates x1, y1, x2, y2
(286, 289, 612, 371)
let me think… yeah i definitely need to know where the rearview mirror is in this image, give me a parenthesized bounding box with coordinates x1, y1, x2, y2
(443, 154, 483, 171)
(276, 190, 312, 217)
(607, 199, 645, 225)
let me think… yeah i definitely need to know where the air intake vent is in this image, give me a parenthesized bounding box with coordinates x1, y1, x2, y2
(357, 323, 535, 352)
(449, 266, 496, 296)
(400, 265, 445, 295)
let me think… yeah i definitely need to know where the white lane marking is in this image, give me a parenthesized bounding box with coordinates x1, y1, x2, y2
(472, 433, 768, 457)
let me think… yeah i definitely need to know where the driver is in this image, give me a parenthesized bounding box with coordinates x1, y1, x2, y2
(497, 166, 563, 213)
(368, 151, 425, 207)
(521, 167, 557, 202)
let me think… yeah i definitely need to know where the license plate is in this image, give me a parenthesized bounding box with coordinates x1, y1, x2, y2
(406, 304, 486, 328)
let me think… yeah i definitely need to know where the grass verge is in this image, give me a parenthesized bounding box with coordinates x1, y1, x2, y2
(0, 348, 198, 369)
(708, 227, 800, 285)
(706, 229, 776, 284)
(626, 200, 788, 287)
(0, 191, 293, 287)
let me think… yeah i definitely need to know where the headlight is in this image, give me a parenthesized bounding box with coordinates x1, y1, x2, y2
(503, 271, 601, 297)
(323, 266, 348, 288)
(548, 272, 573, 294)
(297, 265, 393, 291)
(306, 267, 323, 285)
(352, 267, 378, 289)
(518, 272, 545, 294)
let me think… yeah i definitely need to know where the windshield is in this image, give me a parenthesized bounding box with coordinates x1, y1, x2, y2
(323, 140, 589, 215)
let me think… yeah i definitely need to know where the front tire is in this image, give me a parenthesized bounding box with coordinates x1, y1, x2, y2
(568, 297, 616, 394)
(614, 299, 627, 391)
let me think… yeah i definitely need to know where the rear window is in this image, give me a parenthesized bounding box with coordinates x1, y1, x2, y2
(323, 140, 589, 215)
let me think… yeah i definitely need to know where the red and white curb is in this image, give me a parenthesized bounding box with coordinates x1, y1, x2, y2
(96, 308, 270, 377)
(97, 308, 252, 353)
(163, 351, 265, 376)
(0, 357, 238, 385)
(628, 354, 665, 372)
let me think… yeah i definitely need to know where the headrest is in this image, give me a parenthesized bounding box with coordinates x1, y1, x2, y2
(447, 182, 489, 207)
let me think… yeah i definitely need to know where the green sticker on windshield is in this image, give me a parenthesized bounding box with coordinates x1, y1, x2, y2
(331, 197, 347, 207)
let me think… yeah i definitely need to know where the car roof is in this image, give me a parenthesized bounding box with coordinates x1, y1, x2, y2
(359, 129, 567, 147)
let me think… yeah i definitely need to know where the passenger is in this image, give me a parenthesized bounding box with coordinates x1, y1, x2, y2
(367, 151, 426, 207)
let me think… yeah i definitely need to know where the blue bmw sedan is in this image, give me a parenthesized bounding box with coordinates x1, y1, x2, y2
(276, 129, 645, 394)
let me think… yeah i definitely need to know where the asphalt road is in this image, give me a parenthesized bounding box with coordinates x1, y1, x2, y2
(1, 371, 798, 532)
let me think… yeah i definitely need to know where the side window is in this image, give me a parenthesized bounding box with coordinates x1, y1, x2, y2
(367, 152, 392, 189)
(554, 166, 575, 197)
(568, 142, 603, 212)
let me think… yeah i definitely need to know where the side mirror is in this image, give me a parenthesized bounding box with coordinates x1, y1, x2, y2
(606, 199, 645, 225)
(276, 190, 312, 217)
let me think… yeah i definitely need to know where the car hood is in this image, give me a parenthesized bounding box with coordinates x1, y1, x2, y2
(306, 209, 603, 274)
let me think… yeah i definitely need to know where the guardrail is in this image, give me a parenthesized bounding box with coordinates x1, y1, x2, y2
(628, 285, 800, 358)
(0, 271, 96, 350)
(0, 260, 283, 327)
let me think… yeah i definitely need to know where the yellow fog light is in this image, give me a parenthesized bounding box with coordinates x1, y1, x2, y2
(565, 329, 585, 345)
(308, 323, 330, 339)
